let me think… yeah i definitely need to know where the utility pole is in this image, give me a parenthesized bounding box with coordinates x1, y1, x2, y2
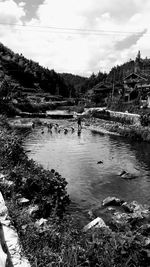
(112, 71, 115, 100)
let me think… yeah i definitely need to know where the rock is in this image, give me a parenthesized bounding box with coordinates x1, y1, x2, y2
(0, 192, 8, 221)
(121, 202, 134, 213)
(35, 218, 48, 227)
(130, 201, 150, 219)
(0, 173, 5, 180)
(119, 170, 137, 179)
(112, 212, 131, 226)
(21, 224, 28, 230)
(102, 197, 124, 207)
(28, 205, 39, 216)
(97, 161, 103, 164)
(112, 201, 150, 227)
(88, 210, 94, 219)
(139, 224, 150, 235)
(83, 217, 108, 232)
(18, 198, 30, 205)
(0, 203, 8, 221)
(0, 173, 13, 187)
(144, 238, 150, 249)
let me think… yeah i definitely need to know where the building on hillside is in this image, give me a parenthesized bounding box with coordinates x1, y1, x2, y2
(90, 82, 112, 105)
(123, 51, 150, 105)
(123, 72, 147, 102)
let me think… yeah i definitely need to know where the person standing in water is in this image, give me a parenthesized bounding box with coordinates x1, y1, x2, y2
(77, 117, 82, 131)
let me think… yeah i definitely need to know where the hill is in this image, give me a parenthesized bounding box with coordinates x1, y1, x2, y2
(0, 42, 70, 97)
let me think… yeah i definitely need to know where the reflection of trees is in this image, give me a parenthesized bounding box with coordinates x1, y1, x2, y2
(128, 141, 150, 170)
(108, 134, 150, 171)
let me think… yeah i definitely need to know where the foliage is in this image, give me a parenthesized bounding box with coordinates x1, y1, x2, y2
(140, 113, 150, 126)
(0, 42, 70, 97)
(6, 201, 150, 267)
(0, 119, 70, 218)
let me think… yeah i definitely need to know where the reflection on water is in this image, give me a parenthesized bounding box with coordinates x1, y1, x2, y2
(23, 124, 150, 212)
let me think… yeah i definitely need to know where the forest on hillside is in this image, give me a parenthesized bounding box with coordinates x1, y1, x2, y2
(1, 42, 150, 98)
(0, 43, 70, 97)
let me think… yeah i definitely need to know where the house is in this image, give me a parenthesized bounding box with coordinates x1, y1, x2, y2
(123, 51, 150, 105)
(91, 82, 112, 104)
(123, 72, 150, 104)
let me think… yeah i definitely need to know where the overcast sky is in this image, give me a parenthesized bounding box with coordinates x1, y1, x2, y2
(0, 0, 150, 77)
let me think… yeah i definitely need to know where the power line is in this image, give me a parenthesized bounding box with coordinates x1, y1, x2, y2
(0, 21, 149, 36)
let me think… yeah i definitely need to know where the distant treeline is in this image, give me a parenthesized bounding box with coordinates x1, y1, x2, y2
(1, 43, 150, 98)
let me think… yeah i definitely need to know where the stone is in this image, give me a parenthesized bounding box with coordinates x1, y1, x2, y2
(0, 173, 5, 180)
(112, 212, 131, 226)
(28, 205, 39, 216)
(121, 202, 133, 213)
(0, 175, 13, 187)
(144, 238, 150, 249)
(102, 197, 124, 207)
(18, 198, 30, 204)
(130, 201, 150, 218)
(119, 170, 137, 179)
(35, 218, 48, 227)
(83, 217, 108, 232)
(0, 203, 8, 221)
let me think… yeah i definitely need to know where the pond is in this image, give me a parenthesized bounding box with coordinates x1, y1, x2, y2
(23, 119, 150, 216)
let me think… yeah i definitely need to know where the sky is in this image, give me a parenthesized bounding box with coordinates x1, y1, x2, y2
(0, 0, 150, 77)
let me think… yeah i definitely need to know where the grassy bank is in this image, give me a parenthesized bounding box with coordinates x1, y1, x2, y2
(0, 116, 150, 266)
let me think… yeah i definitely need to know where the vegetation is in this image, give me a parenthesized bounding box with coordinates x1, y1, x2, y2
(0, 42, 70, 97)
(0, 116, 70, 217)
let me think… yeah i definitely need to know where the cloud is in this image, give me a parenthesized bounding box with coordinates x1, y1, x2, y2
(0, 0, 150, 76)
(0, 0, 25, 24)
(18, 2, 25, 7)
(115, 29, 147, 51)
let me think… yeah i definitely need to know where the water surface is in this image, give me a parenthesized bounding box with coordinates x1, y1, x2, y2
(23, 121, 150, 213)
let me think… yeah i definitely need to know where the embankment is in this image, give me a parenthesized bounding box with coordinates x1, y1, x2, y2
(86, 108, 150, 142)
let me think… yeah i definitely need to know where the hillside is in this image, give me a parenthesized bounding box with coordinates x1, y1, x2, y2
(0, 42, 70, 97)
(60, 73, 88, 97)
(107, 51, 150, 83)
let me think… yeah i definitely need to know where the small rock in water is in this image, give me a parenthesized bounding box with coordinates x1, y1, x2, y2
(97, 161, 103, 164)
(102, 197, 124, 207)
(119, 170, 137, 179)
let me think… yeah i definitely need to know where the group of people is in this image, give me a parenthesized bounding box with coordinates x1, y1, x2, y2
(33, 116, 82, 134)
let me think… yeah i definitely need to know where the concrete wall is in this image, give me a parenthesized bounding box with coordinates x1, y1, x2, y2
(89, 108, 141, 125)
(107, 110, 141, 125)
